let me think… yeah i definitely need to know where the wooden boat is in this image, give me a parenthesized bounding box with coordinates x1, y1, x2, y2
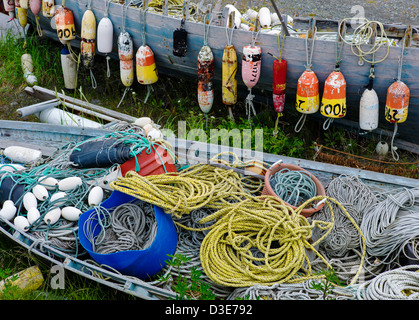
(0, 118, 418, 300)
(24, 0, 419, 147)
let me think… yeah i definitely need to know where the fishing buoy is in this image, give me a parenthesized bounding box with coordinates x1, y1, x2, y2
(222, 44, 237, 117)
(142, 123, 153, 135)
(15, 4, 27, 28)
(273, 58, 287, 117)
(21, 53, 37, 86)
(32, 184, 48, 201)
(320, 70, 347, 129)
(23, 192, 37, 211)
(243, 8, 257, 22)
(97, 12, 113, 77)
(359, 73, 379, 131)
(41, 0, 54, 18)
(3, 0, 15, 18)
(118, 31, 134, 87)
(19, 0, 27, 9)
(197, 45, 214, 114)
(58, 176, 82, 191)
(27, 207, 40, 224)
(296, 70, 319, 115)
(242, 45, 261, 90)
(14, 216, 29, 232)
(136, 45, 158, 85)
(4, 146, 42, 164)
(88, 186, 103, 206)
(38, 176, 58, 190)
(81, 8, 96, 71)
(0, 201, 17, 221)
(173, 0, 189, 57)
(376, 141, 389, 156)
(147, 128, 163, 140)
(385, 80, 409, 124)
(258, 7, 271, 28)
(225, 4, 241, 29)
(60, 46, 77, 91)
(44, 207, 61, 225)
(55, 6, 76, 44)
(61, 206, 82, 221)
(134, 116, 152, 127)
(29, 0, 43, 36)
(0, 163, 25, 172)
(50, 191, 67, 206)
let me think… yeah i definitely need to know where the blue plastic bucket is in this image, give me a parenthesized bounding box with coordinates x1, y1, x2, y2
(78, 190, 177, 279)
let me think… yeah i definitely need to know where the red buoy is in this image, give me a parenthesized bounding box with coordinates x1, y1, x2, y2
(272, 58, 287, 117)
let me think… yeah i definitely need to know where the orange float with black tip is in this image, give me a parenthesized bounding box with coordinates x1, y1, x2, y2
(80, 8, 96, 70)
(385, 80, 409, 124)
(55, 6, 76, 44)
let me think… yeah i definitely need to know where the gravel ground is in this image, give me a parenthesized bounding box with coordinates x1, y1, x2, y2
(229, 0, 418, 26)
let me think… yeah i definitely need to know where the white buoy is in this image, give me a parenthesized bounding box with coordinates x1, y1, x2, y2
(147, 128, 163, 140)
(143, 123, 154, 135)
(376, 141, 389, 156)
(0, 202, 17, 221)
(359, 88, 379, 131)
(27, 207, 41, 224)
(21, 53, 38, 87)
(258, 7, 272, 28)
(134, 117, 152, 127)
(88, 186, 103, 206)
(58, 177, 82, 191)
(61, 206, 82, 221)
(60, 46, 77, 91)
(97, 16, 113, 54)
(38, 176, 59, 190)
(14, 216, 30, 232)
(3, 146, 42, 164)
(32, 184, 49, 201)
(50, 191, 67, 206)
(23, 192, 38, 211)
(0, 163, 25, 173)
(44, 207, 61, 225)
(243, 8, 258, 22)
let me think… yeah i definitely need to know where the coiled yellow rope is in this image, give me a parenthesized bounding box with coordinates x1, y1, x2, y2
(110, 164, 366, 288)
(199, 195, 366, 288)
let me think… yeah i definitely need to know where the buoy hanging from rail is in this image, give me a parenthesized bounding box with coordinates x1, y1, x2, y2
(55, 5, 76, 44)
(29, 0, 43, 36)
(197, 5, 214, 116)
(97, 0, 114, 78)
(272, 32, 287, 135)
(116, 1, 134, 108)
(242, 17, 261, 124)
(172, 0, 189, 57)
(295, 18, 318, 133)
(81, 4, 97, 88)
(41, 0, 55, 18)
(385, 27, 411, 161)
(359, 65, 379, 131)
(222, 11, 237, 120)
(320, 22, 347, 130)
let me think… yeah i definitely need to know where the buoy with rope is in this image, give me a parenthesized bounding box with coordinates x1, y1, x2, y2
(97, 0, 114, 78)
(272, 31, 287, 136)
(197, 4, 214, 123)
(294, 18, 319, 133)
(222, 11, 237, 120)
(29, 0, 42, 36)
(172, 0, 188, 57)
(320, 21, 347, 130)
(80, 0, 97, 89)
(116, 0, 134, 108)
(241, 17, 261, 125)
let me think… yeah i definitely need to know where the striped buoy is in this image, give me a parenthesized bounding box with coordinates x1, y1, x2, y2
(273, 58, 287, 117)
(197, 45, 214, 114)
(320, 70, 347, 128)
(118, 31, 134, 88)
(385, 80, 409, 125)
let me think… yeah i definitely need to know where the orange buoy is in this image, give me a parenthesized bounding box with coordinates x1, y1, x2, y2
(385, 80, 409, 124)
(55, 6, 76, 44)
(320, 70, 347, 129)
(296, 70, 319, 115)
(136, 45, 158, 85)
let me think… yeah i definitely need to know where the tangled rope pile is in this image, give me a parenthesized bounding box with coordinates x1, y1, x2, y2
(85, 202, 157, 254)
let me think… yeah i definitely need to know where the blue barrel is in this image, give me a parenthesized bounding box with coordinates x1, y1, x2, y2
(78, 190, 178, 279)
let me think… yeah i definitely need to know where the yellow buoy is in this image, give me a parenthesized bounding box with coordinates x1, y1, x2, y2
(136, 45, 158, 85)
(81, 8, 96, 70)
